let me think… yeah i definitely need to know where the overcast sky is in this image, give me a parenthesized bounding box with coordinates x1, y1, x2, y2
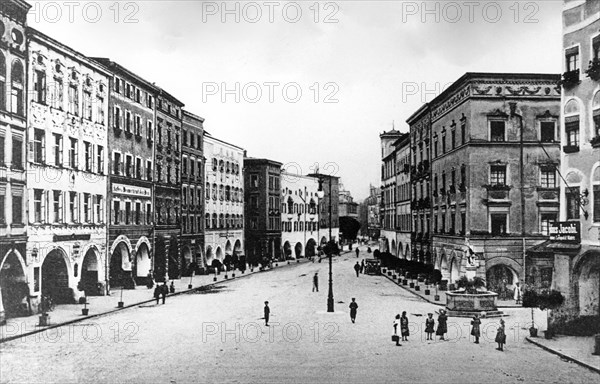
(29, 0, 563, 200)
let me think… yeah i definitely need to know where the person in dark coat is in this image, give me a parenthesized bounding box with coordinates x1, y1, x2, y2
(360, 260, 365, 274)
(313, 273, 319, 292)
(354, 262, 360, 277)
(436, 309, 448, 340)
(153, 285, 161, 305)
(425, 313, 435, 340)
(161, 282, 168, 304)
(495, 318, 506, 351)
(471, 314, 481, 344)
(264, 301, 270, 326)
(169, 281, 175, 294)
(349, 298, 358, 323)
(400, 311, 410, 341)
(355, 247, 359, 258)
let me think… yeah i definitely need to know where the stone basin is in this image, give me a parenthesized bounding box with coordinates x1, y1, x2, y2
(445, 291, 504, 318)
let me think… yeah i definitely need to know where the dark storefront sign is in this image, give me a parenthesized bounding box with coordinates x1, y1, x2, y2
(549, 221, 580, 243)
(53, 234, 91, 242)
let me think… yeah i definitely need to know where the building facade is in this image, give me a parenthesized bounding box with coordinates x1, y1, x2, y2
(26, 28, 111, 307)
(549, 0, 600, 335)
(92, 58, 157, 290)
(203, 133, 244, 271)
(359, 185, 381, 239)
(395, 133, 412, 260)
(424, 73, 561, 293)
(280, 172, 320, 259)
(379, 129, 404, 255)
(0, 0, 30, 323)
(181, 111, 205, 274)
(338, 188, 358, 219)
(244, 158, 282, 264)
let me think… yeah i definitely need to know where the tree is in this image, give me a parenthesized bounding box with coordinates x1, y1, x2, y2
(339, 217, 361, 241)
(523, 289, 565, 338)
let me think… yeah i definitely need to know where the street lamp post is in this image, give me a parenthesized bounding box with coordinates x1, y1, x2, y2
(317, 176, 334, 312)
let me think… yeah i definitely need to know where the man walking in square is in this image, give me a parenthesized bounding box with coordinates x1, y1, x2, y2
(354, 262, 360, 277)
(264, 301, 270, 326)
(313, 272, 319, 292)
(349, 298, 358, 323)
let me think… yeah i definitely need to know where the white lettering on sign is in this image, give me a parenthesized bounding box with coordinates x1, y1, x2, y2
(112, 183, 151, 198)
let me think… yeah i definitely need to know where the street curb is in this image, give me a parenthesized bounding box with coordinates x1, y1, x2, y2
(381, 273, 445, 307)
(0, 257, 314, 344)
(525, 337, 600, 375)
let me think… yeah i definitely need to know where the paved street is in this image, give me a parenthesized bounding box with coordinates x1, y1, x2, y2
(1, 247, 598, 384)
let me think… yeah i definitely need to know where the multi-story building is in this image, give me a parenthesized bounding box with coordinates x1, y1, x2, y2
(280, 172, 320, 259)
(154, 90, 184, 281)
(181, 111, 205, 274)
(424, 73, 561, 292)
(379, 129, 404, 255)
(359, 185, 381, 239)
(547, 0, 600, 335)
(338, 187, 359, 218)
(0, 0, 30, 323)
(244, 158, 282, 264)
(307, 173, 340, 247)
(91, 58, 157, 289)
(26, 28, 110, 307)
(407, 104, 432, 264)
(203, 132, 244, 271)
(394, 133, 412, 259)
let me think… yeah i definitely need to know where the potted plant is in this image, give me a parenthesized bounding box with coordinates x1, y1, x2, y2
(409, 280, 415, 288)
(118, 286, 124, 308)
(434, 284, 440, 301)
(424, 282, 431, 296)
(523, 289, 564, 339)
(82, 295, 89, 316)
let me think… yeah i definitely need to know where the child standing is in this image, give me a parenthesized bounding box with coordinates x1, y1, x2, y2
(400, 311, 410, 341)
(471, 314, 481, 344)
(425, 313, 435, 340)
(495, 318, 506, 351)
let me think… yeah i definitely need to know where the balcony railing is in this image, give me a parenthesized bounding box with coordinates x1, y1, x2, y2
(585, 58, 600, 81)
(560, 69, 580, 88)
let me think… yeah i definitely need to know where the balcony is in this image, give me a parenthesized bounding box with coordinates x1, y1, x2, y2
(585, 58, 600, 81)
(560, 69, 580, 88)
(590, 136, 600, 148)
(563, 144, 579, 154)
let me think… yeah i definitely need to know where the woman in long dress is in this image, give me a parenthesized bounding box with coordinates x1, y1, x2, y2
(471, 314, 481, 344)
(425, 313, 435, 340)
(495, 318, 506, 351)
(400, 311, 409, 341)
(436, 310, 448, 340)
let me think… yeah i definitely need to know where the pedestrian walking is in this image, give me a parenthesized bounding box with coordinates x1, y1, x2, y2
(400, 311, 409, 341)
(264, 301, 270, 326)
(513, 282, 522, 305)
(495, 318, 506, 351)
(355, 247, 359, 258)
(153, 285, 161, 305)
(425, 313, 435, 340)
(471, 314, 481, 344)
(146, 272, 155, 289)
(436, 309, 448, 340)
(313, 272, 319, 292)
(393, 314, 400, 335)
(349, 298, 358, 323)
(360, 259, 365, 274)
(160, 281, 168, 304)
(354, 262, 360, 277)
(169, 281, 175, 294)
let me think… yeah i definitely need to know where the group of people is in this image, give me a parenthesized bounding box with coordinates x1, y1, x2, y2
(391, 310, 506, 351)
(353, 260, 366, 277)
(152, 281, 176, 305)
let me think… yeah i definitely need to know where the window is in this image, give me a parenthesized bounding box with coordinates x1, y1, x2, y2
(83, 193, 91, 222)
(135, 202, 141, 224)
(251, 174, 258, 188)
(490, 213, 507, 235)
(540, 213, 557, 236)
(461, 212, 466, 234)
(34, 70, 46, 104)
(190, 160, 195, 178)
(206, 183, 210, 200)
(147, 121, 153, 141)
(97, 96, 105, 124)
(69, 138, 78, 169)
(125, 201, 131, 224)
(451, 129, 456, 149)
(461, 119, 466, 144)
(540, 168, 556, 188)
(96, 145, 104, 174)
(540, 121, 555, 142)
(11, 61, 24, 115)
(0, 193, 4, 224)
(594, 185, 600, 223)
(147, 95, 153, 109)
(434, 138, 438, 157)
(125, 111, 132, 133)
(12, 195, 22, 224)
(11, 136, 22, 170)
(146, 203, 152, 224)
(113, 152, 121, 175)
(126, 155, 133, 177)
(53, 134, 63, 166)
(83, 91, 92, 120)
(0, 135, 4, 166)
(94, 195, 103, 223)
(135, 115, 142, 136)
(114, 77, 120, 93)
(33, 189, 44, 223)
(33, 129, 45, 164)
(566, 187, 580, 220)
(113, 200, 120, 225)
(566, 47, 579, 72)
(565, 120, 579, 147)
(136, 158, 142, 179)
(441, 133, 446, 153)
(84, 142, 93, 172)
(146, 160, 152, 181)
(0, 53, 5, 111)
(68, 84, 78, 116)
(136, 89, 141, 103)
(490, 121, 505, 142)
(51, 79, 64, 110)
(114, 106, 121, 129)
(490, 165, 506, 186)
(183, 158, 188, 175)
(69, 192, 78, 223)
